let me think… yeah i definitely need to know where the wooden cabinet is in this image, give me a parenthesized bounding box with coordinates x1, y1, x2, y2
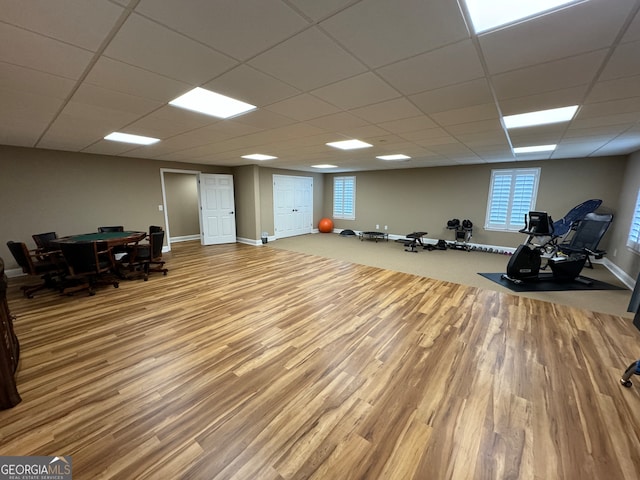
(0, 257, 21, 409)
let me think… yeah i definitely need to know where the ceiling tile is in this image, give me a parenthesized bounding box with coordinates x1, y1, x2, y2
(249, 27, 367, 91)
(82, 139, 140, 157)
(0, 22, 94, 79)
(593, 128, 640, 155)
(399, 127, 450, 142)
(286, 0, 359, 21)
(350, 98, 423, 123)
(587, 74, 640, 103)
(38, 101, 142, 150)
(578, 97, 640, 119)
(621, 7, 640, 43)
(124, 105, 219, 139)
(104, 14, 237, 85)
(203, 65, 300, 108)
(0, 62, 75, 99)
(135, 0, 310, 60)
(498, 87, 588, 116)
(552, 141, 611, 158)
(431, 104, 500, 126)
(0, 88, 64, 147)
(126, 125, 237, 157)
(507, 124, 566, 145)
(339, 124, 389, 139)
(445, 118, 503, 135)
(571, 111, 640, 129)
(492, 50, 607, 100)
(376, 40, 484, 95)
(230, 109, 297, 130)
(0, 0, 123, 51)
(305, 112, 369, 131)
(410, 78, 493, 115)
(600, 39, 640, 81)
(321, 0, 469, 68)
(266, 94, 341, 121)
(564, 124, 631, 139)
(479, 0, 637, 74)
(85, 57, 191, 102)
(311, 72, 400, 109)
(455, 130, 510, 147)
(413, 135, 459, 148)
(377, 116, 438, 134)
(71, 83, 163, 116)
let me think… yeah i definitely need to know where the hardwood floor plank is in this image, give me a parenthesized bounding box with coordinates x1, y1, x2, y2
(2, 241, 640, 479)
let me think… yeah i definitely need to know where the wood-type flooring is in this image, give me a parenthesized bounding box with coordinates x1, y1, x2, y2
(2, 240, 640, 479)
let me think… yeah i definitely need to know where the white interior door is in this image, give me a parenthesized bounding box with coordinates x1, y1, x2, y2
(199, 173, 236, 245)
(273, 174, 313, 239)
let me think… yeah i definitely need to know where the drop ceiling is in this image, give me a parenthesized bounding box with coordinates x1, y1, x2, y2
(1, 0, 639, 172)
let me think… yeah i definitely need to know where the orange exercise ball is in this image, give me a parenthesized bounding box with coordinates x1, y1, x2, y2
(318, 218, 334, 233)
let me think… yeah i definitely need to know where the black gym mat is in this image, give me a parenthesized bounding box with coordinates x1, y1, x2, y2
(478, 272, 625, 292)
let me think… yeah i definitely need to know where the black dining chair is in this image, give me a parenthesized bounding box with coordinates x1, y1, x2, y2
(32, 232, 59, 252)
(97, 226, 127, 255)
(98, 226, 124, 232)
(6, 241, 64, 298)
(120, 230, 168, 281)
(59, 241, 119, 296)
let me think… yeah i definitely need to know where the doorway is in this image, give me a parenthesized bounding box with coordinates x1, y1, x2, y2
(160, 168, 200, 251)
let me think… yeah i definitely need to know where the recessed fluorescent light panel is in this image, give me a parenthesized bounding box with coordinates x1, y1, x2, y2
(169, 87, 256, 119)
(503, 105, 578, 129)
(376, 154, 411, 161)
(326, 139, 373, 150)
(312, 164, 338, 169)
(463, 0, 582, 34)
(241, 154, 277, 160)
(513, 145, 557, 154)
(104, 132, 160, 145)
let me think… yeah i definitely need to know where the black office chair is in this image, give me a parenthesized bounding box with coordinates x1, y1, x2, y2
(59, 241, 119, 295)
(98, 226, 124, 232)
(97, 226, 127, 255)
(6, 241, 64, 298)
(120, 230, 168, 281)
(32, 232, 59, 252)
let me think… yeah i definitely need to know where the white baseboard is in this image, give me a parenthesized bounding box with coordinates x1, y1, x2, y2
(169, 234, 200, 243)
(5, 268, 24, 278)
(237, 236, 264, 246)
(603, 258, 635, 289)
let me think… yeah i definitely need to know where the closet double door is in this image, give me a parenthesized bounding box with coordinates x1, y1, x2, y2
(273, 175, 313, 239)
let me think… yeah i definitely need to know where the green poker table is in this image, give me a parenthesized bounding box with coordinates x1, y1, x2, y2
(54, 231, 146, 248)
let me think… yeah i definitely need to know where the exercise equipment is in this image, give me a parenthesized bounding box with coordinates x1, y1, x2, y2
(502, 207, 613, 285)
(537, 199, 603, 259)
(318, 218, 334, 233)
(620, 360, 640, 388)
(551, 199, 602, 240)
(447, 219, 473, 251)
(403, 231, 428, 252)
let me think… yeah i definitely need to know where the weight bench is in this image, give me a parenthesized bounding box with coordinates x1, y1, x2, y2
(404, 231, 428, 252)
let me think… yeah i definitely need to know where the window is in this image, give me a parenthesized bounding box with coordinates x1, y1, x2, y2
(485, 168, 540, 231)
(333, 176, 355, 220)
(627, 189, 640, 253)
